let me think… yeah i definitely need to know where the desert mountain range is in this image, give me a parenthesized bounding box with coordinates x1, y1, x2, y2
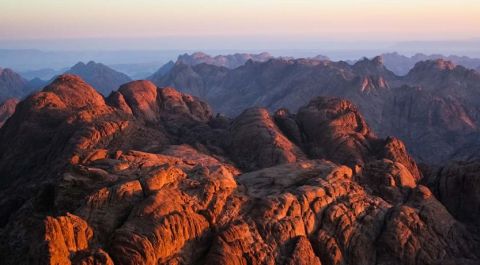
(150, 56, 480, 164)
(0, 74, 479, 264)
(2, 53, 480, 164)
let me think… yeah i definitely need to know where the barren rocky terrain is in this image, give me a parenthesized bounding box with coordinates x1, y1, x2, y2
(0, 74, 479, 265)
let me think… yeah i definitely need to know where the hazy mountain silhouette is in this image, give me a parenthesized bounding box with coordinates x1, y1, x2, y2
(177, 52, 273, 68)
(381, 52, 480, 75)
(0, 68, 35, 102)
(65, 61, 132, 95)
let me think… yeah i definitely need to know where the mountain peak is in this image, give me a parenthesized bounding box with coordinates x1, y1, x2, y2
(355, 56, 385, 67)
(0, 67, 29, 102)
(53, 73, 85, 83)
(352, 55, 396, 79)
(410, 59, 457, 73)
(372, 55, 384, 65)
(71, 61, 104, 70)
(65, 61, 132, 95)
(71, 61, 87, 69)
(432, 59, 456, 70)
(43, 74, 106, 109)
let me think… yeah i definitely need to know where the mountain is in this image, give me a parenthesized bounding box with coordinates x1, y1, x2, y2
(153, 57, 480, 163)
(154, 57, 395, 116)
(147, 60, 175, 81)
(65, 61, 132, 95)
(311, 54, 330, 61)
(0, 98, 18, 127)
(382, 52, 480, 75)
(1, 74, 479, 264)
(0, 67, 31, 102)
(177, 51, 273, 68)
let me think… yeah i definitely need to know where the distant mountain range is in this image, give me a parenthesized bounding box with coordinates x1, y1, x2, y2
(1, 61, 134, 101)
(12, 50, 480, 81)
(176, 52, 273, 68)
(381, 52, 480, 75)
(3, 51, 480, 164)
(152, 56, 480, 164)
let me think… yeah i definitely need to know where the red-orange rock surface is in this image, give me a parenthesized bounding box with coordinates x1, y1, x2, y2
(0, 75, 478, 265)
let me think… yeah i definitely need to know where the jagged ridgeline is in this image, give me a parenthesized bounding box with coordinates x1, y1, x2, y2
(151, 57, 480, 164)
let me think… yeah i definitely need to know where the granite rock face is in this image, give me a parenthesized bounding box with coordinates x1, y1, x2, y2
(0, 75, 479, 265)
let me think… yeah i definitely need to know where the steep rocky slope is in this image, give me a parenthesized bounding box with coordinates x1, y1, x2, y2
(424, 160, 480, 226)
(0, 75, 479, 265)
(66, 61, 132, 95)
(147, 61, 175, 82)
(153, 57, 480, 163)
(0, 98, 18, 127)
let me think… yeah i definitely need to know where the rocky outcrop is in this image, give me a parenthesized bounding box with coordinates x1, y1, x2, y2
(227, 107, 304, 170)
(352, 56, 397, 82)
(116, 80, 159, 122)
(0, 75, 478, 265)
(296, 97, 375, 166)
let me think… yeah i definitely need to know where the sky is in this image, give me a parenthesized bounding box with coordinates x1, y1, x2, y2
(0, 0, 479, 52)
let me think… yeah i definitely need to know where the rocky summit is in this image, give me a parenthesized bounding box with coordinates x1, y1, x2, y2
(0, 74, 479, 265)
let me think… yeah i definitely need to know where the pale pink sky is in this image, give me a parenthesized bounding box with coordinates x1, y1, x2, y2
(0, 0, 479, 41)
